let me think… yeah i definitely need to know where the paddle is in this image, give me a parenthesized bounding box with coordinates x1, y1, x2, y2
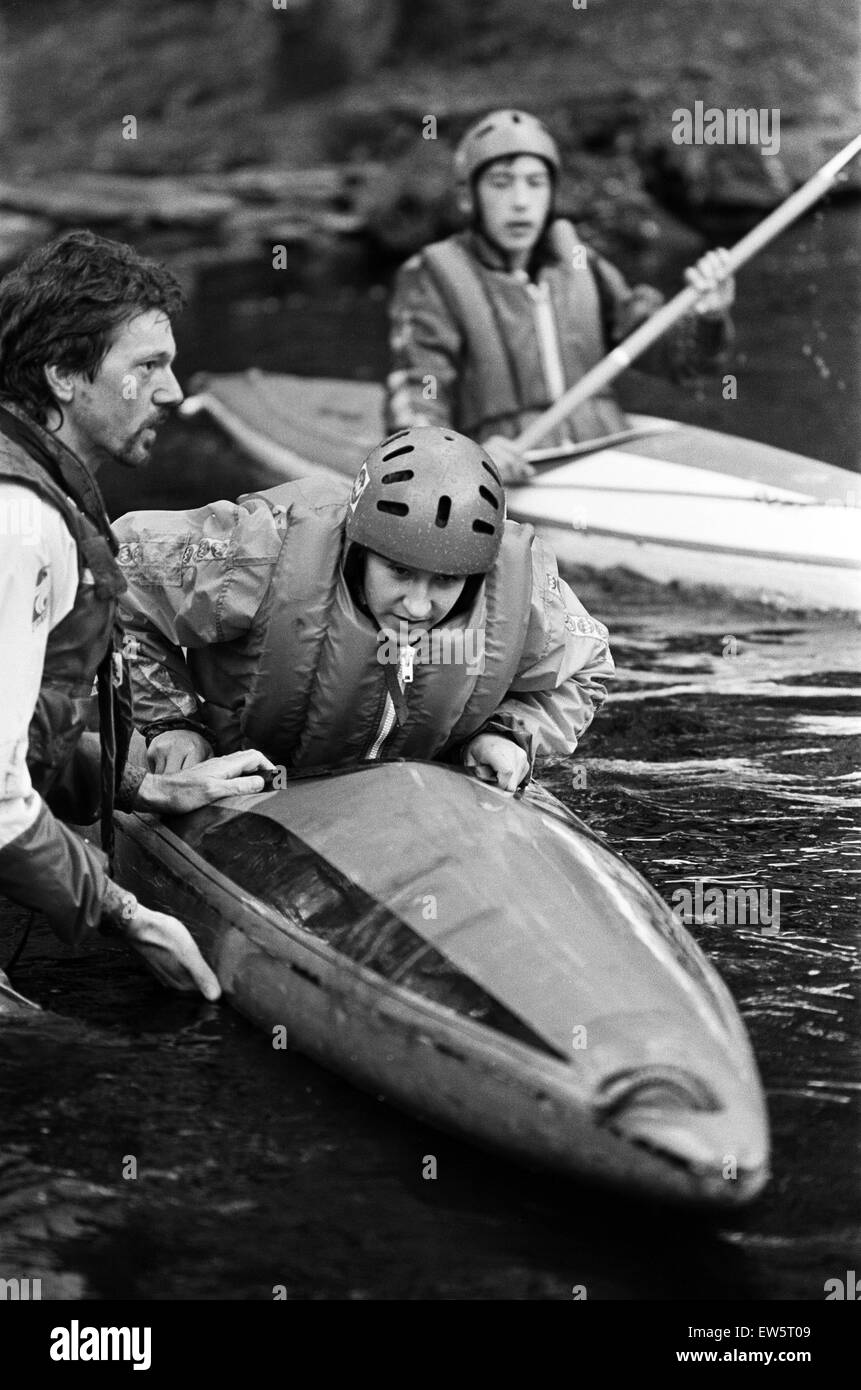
(513, 131, 861, 456)
(525, 421, 678, 469)
(0, 969, 41, 1015)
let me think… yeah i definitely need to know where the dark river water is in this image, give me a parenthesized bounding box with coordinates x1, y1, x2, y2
(0, 205, 858, 1301)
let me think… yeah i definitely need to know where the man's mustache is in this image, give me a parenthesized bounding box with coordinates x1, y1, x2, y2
(140, 410, 170, 432)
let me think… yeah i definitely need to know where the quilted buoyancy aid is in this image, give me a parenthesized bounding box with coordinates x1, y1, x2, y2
(186, 475, 536, 768)
(418, 219, 628, 441)
(0, 405, 131, 849)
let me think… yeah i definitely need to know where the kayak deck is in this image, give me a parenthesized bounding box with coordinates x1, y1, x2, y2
(185, 368, 854, 499)
(114, 760, 770, 1206)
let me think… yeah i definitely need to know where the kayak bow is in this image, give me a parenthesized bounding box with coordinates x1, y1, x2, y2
(114, 760, 770, 1205)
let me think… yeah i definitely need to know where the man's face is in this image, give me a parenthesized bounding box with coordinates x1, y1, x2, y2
(55, 308, 182, 469)
(474, 154, 553, 261)
(363, 552, 466, 637)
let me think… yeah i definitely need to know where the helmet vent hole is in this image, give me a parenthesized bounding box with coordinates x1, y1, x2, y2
(381, 469, 414, 484)
(481, 458, 502, 486)
(377, 501, 409, 517)
(473, 520, 495, 536)
(479, 485, 500, 510)
(381, 444, 415, 462)
(382, 429, 410, 445)
(475, 122, 495, 141)
(435, 495, 452, 528)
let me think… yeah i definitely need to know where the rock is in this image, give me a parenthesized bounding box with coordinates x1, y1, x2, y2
(0, 175, 236, 228)
(193, 161, 383, 210)
(194, 165, 345, 205)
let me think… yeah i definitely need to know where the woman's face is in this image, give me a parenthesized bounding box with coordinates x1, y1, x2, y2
(363, 552, 467, 636)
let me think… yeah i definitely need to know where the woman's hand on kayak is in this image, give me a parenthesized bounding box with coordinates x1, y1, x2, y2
(686, 247, 735, 315)
(148, 729, 213, 773)
(463, 734, 530, 793)
(117, 904, 222, 1001)
(134, 749, 277, 814)
(484, 435, 535, 486)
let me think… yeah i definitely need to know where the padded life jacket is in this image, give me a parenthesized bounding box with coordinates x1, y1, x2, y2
(189, 475, 535, 767)
(420, 219, 627, 441)
(0, 405, 131, 849)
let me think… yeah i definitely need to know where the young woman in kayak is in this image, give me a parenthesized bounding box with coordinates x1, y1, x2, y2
(385, 108, 735, 483)
(115, 426, 614, 792)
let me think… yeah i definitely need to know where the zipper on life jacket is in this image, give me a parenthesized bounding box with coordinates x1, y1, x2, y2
(527, 278, 573, 443)
(366, 690, 397, 760)
(364, 644, 413, 760)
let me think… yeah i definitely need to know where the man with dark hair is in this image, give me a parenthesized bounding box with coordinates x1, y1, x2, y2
(0, 230, 272, 1006)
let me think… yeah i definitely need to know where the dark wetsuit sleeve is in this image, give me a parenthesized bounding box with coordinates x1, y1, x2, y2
(0, 798, 108, 944)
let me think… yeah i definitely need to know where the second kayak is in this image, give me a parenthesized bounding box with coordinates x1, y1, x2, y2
(180, 370, 861, 612)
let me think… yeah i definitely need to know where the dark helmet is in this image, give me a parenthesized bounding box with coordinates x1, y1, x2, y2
(345, 426, 506, 574)
(454, 109, 560, 190)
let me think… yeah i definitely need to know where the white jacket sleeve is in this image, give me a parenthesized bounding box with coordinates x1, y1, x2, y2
(0, 485, 112, 942)
(0, 484, 78, 849)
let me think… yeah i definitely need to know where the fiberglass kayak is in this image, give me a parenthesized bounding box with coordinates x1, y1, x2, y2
(114, 759, 769, 1206)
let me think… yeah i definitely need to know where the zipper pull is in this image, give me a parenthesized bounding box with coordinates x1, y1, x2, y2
(398, 645, 415, 685)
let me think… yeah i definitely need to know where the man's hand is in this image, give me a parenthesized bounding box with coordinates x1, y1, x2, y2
(463, 733, 530, 792)
(134, 749, 277, 815)
(484, 435, 535, 486)
(116, 903, 222, 1001)
(148, 729, 213, 772)
(685, 247, 735, 315)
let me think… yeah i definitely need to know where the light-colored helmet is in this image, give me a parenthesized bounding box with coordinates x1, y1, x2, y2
(454, 109, 560, 189)
(345, 426, 506, 574)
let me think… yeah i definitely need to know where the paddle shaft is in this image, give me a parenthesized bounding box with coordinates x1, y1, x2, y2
(513, 132, 861, 454)
(525, 422, 674, 467)
(0, 972, 41, 1013)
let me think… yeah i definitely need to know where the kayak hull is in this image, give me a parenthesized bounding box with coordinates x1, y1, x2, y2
(181, 370, 861, 613)
(114, 761, 769, 1205)
(529, 519, 859, 613)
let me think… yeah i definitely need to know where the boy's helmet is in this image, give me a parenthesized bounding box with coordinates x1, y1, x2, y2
(454, 109, 560, 189)
(345, 426, 506, 574)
